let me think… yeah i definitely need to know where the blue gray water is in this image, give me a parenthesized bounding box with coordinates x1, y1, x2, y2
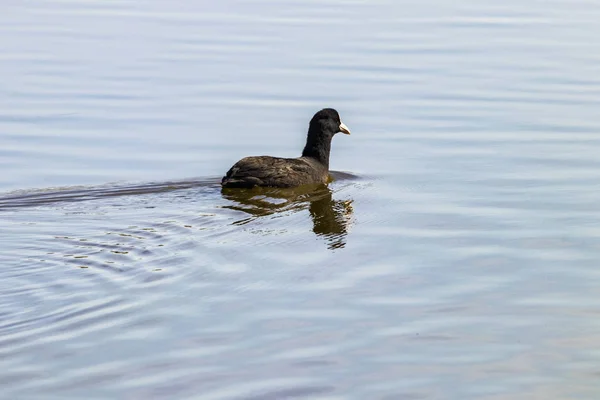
(2, 0, 600, 398)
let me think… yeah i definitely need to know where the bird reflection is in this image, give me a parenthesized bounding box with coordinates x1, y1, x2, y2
(221, 184, 353, 249)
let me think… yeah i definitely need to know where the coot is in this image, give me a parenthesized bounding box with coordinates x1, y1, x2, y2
(221, 108, 351, 188)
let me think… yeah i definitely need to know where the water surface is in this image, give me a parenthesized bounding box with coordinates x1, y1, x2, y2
(2, 0, 600, 398)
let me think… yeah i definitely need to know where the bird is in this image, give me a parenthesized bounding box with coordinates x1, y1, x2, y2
(221, 108, 351, 188)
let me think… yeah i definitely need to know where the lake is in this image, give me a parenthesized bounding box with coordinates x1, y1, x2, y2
(2, 0, 600, 398)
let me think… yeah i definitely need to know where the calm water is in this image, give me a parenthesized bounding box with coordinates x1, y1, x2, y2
(2, 0, 600, 398)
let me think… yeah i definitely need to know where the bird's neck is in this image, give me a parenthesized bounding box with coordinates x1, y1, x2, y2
(302, 130, 333, 169)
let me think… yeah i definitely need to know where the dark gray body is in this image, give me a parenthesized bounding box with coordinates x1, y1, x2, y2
(221, 156, 329, 188)
(221, 108, 349, 188)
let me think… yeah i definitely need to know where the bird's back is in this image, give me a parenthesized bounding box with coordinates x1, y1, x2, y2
(221, 156, 328, 188)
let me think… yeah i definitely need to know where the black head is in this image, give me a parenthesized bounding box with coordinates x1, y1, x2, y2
(302, 108, 351, 168)
(309, 108, 351, 136)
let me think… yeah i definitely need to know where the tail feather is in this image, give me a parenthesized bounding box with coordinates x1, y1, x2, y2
(221, 176, 263, 188)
